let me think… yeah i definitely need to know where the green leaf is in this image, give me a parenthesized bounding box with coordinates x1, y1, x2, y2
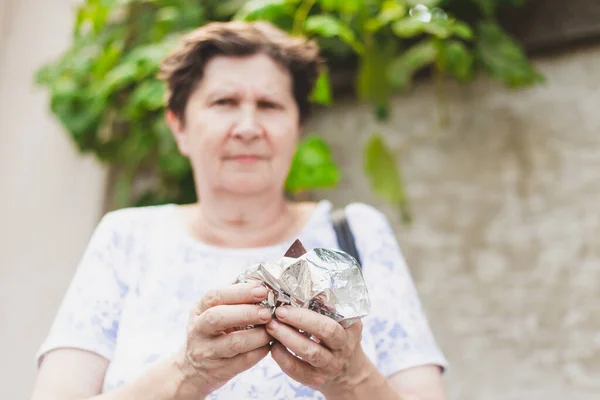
(452, 21, 474, 40)
(319, 0, 338, 12)
(405, 0, 441, 7)
(114, 126, 153, 163)
(285, 135, 341, 193)
(365, 0, 407, 32)
(357, 40, 396, 119)
(310, 67, 332, 105)
(128, 39, 177, 73)
(471, 0, 527, 18)
(438, 40, 474, 81)
(339, 0, 361, 14)
(99, 38, 176, 96)
(92, 42, 123, 79)
(124, 78, 166, 119)
(74, 6, 86, 36)
(425, 19, 454, 38)
(50, 77, 79, 100)
(153, 116, 191, 177)
(476, 22, 545, 88)
(392, 17, 453, 39)
(471, 0, 496, 17)
(115, 169, 135, 209)
(156, 6, 179, 24)
(76, 0, 110, 35)
(160, 153, 191, 177)
(317, 0, 359, 13)
(234, 0, 293, 21)
(387, 40, 437, 90)
(363, 134, 411, 222)
(380, 1, 408, 21)
(100, 61, 138, 94)
(392, 18, 427, 38)
(305, 15, 363, 53)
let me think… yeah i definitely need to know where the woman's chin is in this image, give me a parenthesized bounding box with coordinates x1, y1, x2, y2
(221, 177, 275, 195)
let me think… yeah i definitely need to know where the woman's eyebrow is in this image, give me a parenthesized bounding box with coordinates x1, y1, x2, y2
(204, 86, 241, 101)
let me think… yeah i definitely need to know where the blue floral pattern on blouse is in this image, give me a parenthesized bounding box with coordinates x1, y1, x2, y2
(37, 201, 447, 398)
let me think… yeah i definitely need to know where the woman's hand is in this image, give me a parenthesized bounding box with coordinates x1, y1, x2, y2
(266, 307, 370, 398)
(176, 283, 273, 397)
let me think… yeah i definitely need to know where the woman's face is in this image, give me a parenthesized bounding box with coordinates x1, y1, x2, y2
(168, 53, 300, 197)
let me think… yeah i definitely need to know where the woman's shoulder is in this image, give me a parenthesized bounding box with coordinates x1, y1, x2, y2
(98, 204, 177, 233)
(343, 202, 385, 217)
(338, 202, 399, 246)
(343, 202, 391, 227)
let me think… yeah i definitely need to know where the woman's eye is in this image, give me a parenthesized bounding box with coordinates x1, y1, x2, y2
(214, 98, 235, 106)
(259, 101, 279, 109)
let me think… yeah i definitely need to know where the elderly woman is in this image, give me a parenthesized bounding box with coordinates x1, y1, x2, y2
(31, 21, 447, 400)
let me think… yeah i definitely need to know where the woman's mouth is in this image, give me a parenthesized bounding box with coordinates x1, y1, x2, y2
(226, 155, 264, 164)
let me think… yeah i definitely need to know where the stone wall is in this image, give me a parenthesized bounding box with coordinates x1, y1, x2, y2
(310, 44, 600, 399)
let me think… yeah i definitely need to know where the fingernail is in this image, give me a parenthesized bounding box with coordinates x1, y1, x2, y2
(275, 307, 288, 319)
(267, 320, 278, 330)
(252, 286, 267, 299)
(258, 308, 271, 321)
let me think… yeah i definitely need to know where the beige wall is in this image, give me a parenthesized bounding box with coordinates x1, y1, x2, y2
(311, 44, 600, 399)
(0, 0, 107, 398)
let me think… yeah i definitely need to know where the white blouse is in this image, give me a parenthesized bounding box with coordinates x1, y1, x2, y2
(37, 200, 447, 399)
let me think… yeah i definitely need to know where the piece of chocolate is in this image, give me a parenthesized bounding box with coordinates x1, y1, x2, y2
(284, 239, 307, 258)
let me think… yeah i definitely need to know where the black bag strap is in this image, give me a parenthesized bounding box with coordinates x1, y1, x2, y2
(331, 208, 362, 268)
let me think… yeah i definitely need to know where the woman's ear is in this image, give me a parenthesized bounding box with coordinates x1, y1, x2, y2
(166, 110, 189, 156)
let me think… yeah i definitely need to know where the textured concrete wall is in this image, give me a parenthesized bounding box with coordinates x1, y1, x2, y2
(0, 0, 107, 398)
(311, 45, 600, 399)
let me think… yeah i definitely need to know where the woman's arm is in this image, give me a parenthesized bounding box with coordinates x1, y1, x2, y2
(31, 283, 274, 400)
(31, 348, 198, 400)
(323, 356, 445, 400)
(31, 350, 108, 400)
(388, 365, 446, 400)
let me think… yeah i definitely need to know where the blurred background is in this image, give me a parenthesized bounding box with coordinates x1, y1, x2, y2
(1, 0, 600, 399)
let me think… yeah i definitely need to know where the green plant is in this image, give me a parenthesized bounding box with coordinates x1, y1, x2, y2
(36, 0, 543, 217)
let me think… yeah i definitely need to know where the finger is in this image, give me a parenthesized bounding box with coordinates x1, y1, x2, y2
(212, 327, 272, 358)
(346, 319, 364, 346)
(196, 283, 267, 314)
(275, 307, 347, 350)
(225, 344, 271, 376)
(271, 342, 325, 388)
(196, 304, 272, 336)
(266, 319, 334, 368)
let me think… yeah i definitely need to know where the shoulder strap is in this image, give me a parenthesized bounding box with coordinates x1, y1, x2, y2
(331, 208, 362, 268)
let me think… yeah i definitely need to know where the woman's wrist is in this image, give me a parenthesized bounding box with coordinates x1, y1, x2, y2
(100, 351, 210, 400)
(170, 348, 212, 400)
(322, 349, 399, 400)
(321, 348, 374, 398)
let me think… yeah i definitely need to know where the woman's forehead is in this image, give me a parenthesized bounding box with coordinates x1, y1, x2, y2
(201, 82, 290, 100)
(200, 54, 293, 93)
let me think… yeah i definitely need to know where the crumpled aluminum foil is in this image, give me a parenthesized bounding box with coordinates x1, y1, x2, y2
(234, 240, 371, 328)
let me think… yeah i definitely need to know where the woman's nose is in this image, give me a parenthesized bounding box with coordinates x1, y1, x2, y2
(232, 106, 262, 142)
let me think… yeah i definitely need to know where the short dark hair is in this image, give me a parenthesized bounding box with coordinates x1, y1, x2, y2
(159, 21, 322, 123)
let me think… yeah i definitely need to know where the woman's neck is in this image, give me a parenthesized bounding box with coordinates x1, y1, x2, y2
(183, 189, 311, 248)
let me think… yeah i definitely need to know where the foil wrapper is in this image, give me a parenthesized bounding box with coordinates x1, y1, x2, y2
(234, 240, 371, 328)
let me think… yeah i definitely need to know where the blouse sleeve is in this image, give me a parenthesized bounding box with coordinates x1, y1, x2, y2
(36, 211, 133, 365)
(346, 203, 448, 377)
